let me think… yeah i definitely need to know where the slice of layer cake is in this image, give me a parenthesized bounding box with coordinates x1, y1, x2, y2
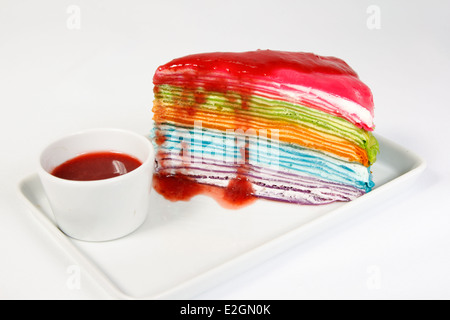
(151, 50, 379, 207)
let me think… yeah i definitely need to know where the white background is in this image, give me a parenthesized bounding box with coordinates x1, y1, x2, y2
(1, 0, 449, 299)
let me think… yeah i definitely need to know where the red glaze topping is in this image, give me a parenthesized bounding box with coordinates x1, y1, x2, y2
(157, 50, 358, 77)
(154, 50, 375, 122)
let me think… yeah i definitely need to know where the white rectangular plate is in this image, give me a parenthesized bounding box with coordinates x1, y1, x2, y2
(18, 135, 426, 299)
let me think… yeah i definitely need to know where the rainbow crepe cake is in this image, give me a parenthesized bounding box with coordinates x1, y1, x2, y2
(151, 50, 379, 207)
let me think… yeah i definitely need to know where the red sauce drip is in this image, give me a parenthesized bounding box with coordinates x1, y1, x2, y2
(194, 91, 207, 104)
(155, 131, 167, 146)
(240, 93, 250, 110)
(187, 105, 197, 117)
(153, 138, 256, 209)
(51, 151, 142, 181)
(223, 175, 254, 206)
(153, 173, 256, 209)
(153, 173, 204, 201)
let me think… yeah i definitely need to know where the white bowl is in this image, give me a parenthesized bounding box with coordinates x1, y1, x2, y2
(38, 128, 155, 242)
